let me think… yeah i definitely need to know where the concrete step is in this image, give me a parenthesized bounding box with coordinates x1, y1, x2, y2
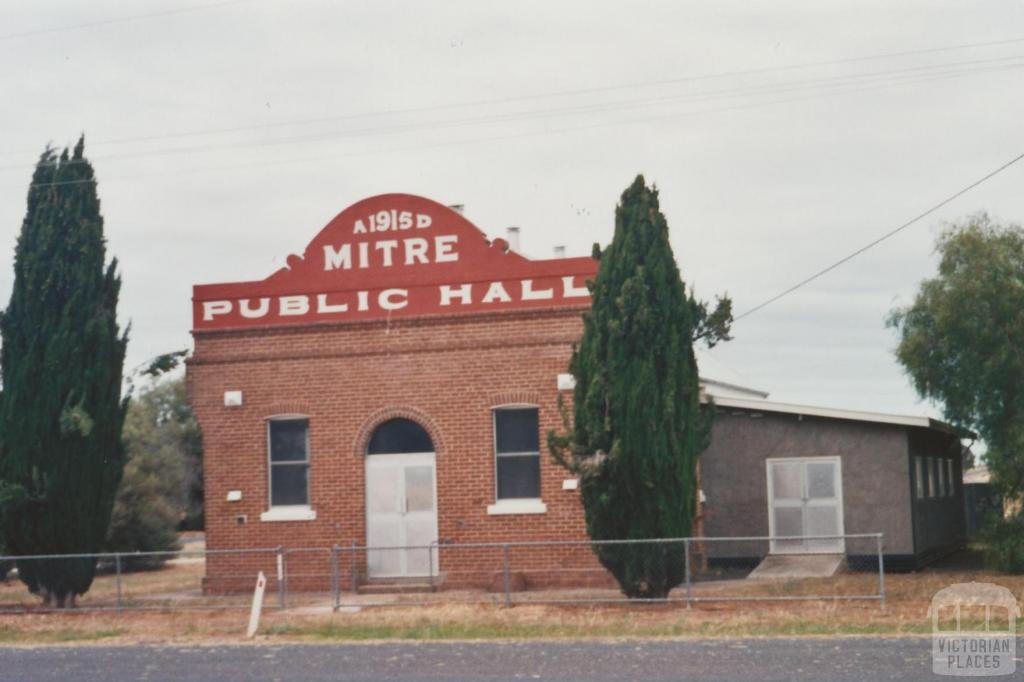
(356, 580, 437, 595)
(748, 554, 844, 579)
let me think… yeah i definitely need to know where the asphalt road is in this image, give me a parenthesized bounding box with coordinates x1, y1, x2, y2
(0, 637, 1014, 681)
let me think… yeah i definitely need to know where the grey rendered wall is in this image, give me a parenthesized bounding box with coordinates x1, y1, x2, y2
(908, 428, 967, 560)
(700, 409, 914, 556)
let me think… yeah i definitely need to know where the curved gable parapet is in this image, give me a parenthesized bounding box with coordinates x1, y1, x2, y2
(286, 194, 531, 286)
(193, 193, 597, 331)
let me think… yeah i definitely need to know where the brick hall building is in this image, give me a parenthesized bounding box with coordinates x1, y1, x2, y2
(189, 192, 969, 592)
(188, 194, 603, 591)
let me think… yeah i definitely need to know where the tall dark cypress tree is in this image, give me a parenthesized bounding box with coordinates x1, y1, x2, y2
(0, 137, 128, 607)
(550, 175, 731, 599)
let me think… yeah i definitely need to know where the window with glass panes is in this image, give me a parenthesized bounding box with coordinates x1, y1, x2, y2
(921, 454, 929, 497)
(928, 457, 937, 498)
(493, 407, 540, 499)
(268, 418, 310, 506)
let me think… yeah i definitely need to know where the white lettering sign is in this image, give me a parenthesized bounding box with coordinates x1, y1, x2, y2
(440, 283, 472, 306)
(562, 275, 589, 298)
(379, 288, 409, 310)
(376, 240, 398, 267)
(203, 300, 232, 320)
(239, 298, 270, 318)
(199, 276, 591, 325)
(317, 293, 348, 314)
(482, 282, 512, 303)
(353, 210, 432, 234)
(279, 295, 310, 316)
(521, 279, 554, 300)
(435, 235, 458, 263)
(323, 244, 351, 271)
(404, 237, 429, 265)
(322, 235, 460, 271)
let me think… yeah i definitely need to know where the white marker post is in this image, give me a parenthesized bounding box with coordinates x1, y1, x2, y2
(247, 571, 268, 639)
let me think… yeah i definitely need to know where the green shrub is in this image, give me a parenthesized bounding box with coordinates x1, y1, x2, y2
(105, 378, 197, 571)
(548, 176, 731, 599)
(982, 513, 1024, 574)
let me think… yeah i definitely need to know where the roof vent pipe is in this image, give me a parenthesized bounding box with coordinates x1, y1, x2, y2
(553, 245, 566, 258)
(506, 226, 520, 253)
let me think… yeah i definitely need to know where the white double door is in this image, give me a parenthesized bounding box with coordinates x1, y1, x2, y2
(365, 452, 439, 578)
(767, 457, 845, 554)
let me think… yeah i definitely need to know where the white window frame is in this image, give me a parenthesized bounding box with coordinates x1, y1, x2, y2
(488, 404, 546, 515)
(261, 414, 316, 522)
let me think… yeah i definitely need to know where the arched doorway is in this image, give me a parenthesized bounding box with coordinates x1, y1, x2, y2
(365, 418, 438, 578)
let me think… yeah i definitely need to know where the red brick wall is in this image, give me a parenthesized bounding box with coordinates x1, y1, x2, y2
(189, 306, 605, 590)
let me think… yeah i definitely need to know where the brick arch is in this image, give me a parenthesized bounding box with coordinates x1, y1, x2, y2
(353, 406, 446, 458)
(487, 391, 541, 408)
(264, 402, 313, 418)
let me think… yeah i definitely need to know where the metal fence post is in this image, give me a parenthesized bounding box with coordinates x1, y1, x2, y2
(428, 542, 435, 592)
(502, 543, 511, 608)
(276, 546, 285, 609)
(350, 540, 359, 596)
(877, 533, 886, 611)
(114, 553, 123, 613)
(684, 539, 692, 609)
(331, 545, 340, 612)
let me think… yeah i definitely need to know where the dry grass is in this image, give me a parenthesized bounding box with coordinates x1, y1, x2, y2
(0, 555, 1021, 645)
(0, 562, 211, 609)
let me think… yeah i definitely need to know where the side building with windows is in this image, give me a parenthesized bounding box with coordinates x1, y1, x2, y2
(699, 396, 970, 571)
(188, 194, 601, 590)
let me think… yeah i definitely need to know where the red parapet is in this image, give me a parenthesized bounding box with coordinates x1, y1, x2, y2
(192, 194, 598, 332)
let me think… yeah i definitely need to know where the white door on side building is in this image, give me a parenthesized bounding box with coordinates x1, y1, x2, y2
(766, 457, 845, 554)
(365, 452, 439, 578)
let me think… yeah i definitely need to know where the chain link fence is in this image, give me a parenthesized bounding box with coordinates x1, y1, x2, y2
(0, 533, 885, 613)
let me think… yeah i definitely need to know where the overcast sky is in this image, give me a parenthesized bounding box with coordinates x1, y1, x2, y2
(1, 1, 1022, 417)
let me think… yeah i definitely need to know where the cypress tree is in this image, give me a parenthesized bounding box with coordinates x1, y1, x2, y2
(550, 175, 731, 599)
(0, 137, 128, 608)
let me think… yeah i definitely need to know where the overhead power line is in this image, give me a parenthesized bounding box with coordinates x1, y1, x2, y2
(76, 56, 1024, 164)
(2, 53, 1021, 175)
(79, 36, 1024, 149)
(1, 34, 1023, 158)
(734, 151, 1024, 321)
(10, 64, 1021, 192)
(0, 0, 254, 41)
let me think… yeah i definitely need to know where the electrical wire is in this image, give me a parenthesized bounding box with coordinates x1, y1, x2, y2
(1, 35, 1023, 158)
(75, 55, 1024, 165)
(3, 54, 1021, 175)
(0, 0, 255, 42)
(734, 151, 1024, 321)
(10, 62, 1020, 192)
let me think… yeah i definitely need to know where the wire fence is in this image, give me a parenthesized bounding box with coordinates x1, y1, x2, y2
(0, 533, 886, 613)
